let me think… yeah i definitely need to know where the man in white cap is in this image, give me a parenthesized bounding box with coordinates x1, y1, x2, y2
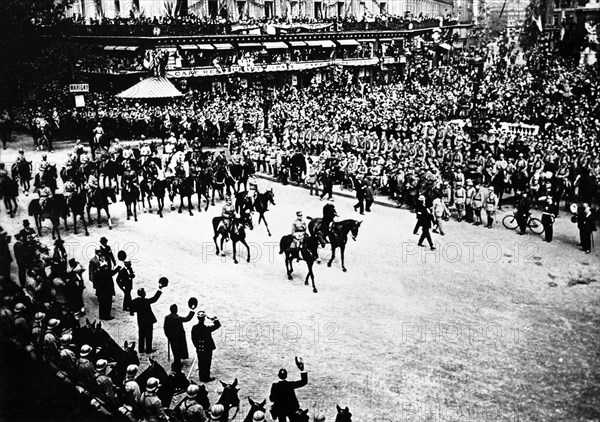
(191, 311, 221, 382)
(30, 312, 46, 353)
(12, 303, 29, 346)
(43, 318, 61, 369)
(540, 196, 558, 242)
(484, 185, 499, 229)
(220, 196, 236, 239)
(123, 364, 142, 419)
(140, 377, 169, 421)
(58, 333, 77, 379)
(76, 344, 96, 389)
(95, 359, 118, 408)
(175, 384, 208, 422)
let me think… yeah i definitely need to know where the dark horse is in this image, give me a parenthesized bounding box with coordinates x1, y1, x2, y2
(11, 159, 32, 195)
(212, 212, 253, 264)
(171, 175, 195, 216)
(334, 405, 352, 422)
(193, 166, 212, 212)
(243, 398, 267, 422)
(0, 175, 19, 217)
(65, 190, 90, 235)
(28, 195, 69, 239)
(253, 189, 276, 237)
(215, 379, 240, 422)
(86, 186, 117, 229)
(308, 219, 362, 272)
(135, 358, 189, 409)
(279, 234, 320, 293)
(211, 165, 227, 205)
(122, 183, 140, 222)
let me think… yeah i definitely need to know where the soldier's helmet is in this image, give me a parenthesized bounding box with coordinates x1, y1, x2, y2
(126, 364, 138, 377)
(80, 344, 92, 357)
(186, 384, 200, 398)
(95, 359, 108, 372)
(60, 334, 72, 345)
(146, 377, 160, 392)
(253, 411, 265, 422)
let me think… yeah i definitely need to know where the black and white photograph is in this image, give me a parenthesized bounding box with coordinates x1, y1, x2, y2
(0, 0, 599, 420)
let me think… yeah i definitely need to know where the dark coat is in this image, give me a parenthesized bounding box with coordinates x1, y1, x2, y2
(116, 266, 134, 293)
(191, 319, 221, 353)
(269, 372, 308, 417)
(418, 210, 434, 229)
(164, 311, 195, 360)
(130, 290, 162, 326)
(94, 267, 118, 297)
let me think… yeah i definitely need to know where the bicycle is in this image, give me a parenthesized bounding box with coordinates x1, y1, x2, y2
(502, 212, 544, 234)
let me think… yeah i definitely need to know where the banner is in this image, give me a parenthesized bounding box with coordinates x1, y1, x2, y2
(499, 122, 539, 136)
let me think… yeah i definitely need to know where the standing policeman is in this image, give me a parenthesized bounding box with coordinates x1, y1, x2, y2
(540, 196, 558, 242)
(191, 311, 221, 382)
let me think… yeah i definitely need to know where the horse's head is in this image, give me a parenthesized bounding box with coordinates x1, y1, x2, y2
(335, 405, 352, 422)
(266, 189, 276, 205)
(105, 187, 117, 203)
(291, 409, 309, 422)
(244, 398, 266, 422)
(218, 378, 240, 409)
(350, 220, 362, 241)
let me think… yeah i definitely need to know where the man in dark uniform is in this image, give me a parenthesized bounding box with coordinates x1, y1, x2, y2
(13, 233, 28, 286)
(95, 260, 119, 321)
(164, 304, 195, 366)
(321, 199, 338, 243)
(99, 237, 116, 270)
(515, 192, 531, 235)
(140, 377, 169, 422)
(130, 286, 163, 354)
(540, 196, 558, 242)
(577, 204, 596, 254)
(269, 357, 308, 422)
(353, 175, 365, 215)
(318, 168, 333, 201)
(20, 219, 36, 240)
(191, 311, 221, 382)
(413, 195, 427, 235)
(417, 207, 436, 250)
(176, 384, 208, 422)
(116, 258, 135, 311)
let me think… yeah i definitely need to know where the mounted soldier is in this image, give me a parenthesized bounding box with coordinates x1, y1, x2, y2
(321, 199, 338, 243)
(291, 211, 307, 249)
(221, 196, 236, 239)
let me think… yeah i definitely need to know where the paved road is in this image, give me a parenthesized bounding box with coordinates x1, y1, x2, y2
(2, 138, 600, 421)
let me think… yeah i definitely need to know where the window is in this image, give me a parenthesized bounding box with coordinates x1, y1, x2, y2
(237, 1, 246, 18)
(379, 2, 387, 14)
(208, 0, 218, 18)
(314, 1, 322, 19)
(265, 1, 273, 18)
(338, 2, 344, 16)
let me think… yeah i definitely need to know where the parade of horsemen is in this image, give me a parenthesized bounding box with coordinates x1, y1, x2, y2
(0, 2, 600, 422)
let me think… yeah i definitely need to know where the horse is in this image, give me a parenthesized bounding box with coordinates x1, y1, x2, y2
(0, 175, 19, 217)
(211, 165, 227, 205)
(99, 157, 123, 194)
(291, 409, 310, 422)
(171, 383, 211, 422)
(11, 159, 32, 195)
(65, 190, 89, 235)
(121, 183, 140, 222)
(150, 178, 170, 218)
(253, 189, 276, 236)
(243, 398, 266, 422)
(212, 212, 253, 264)
(288, 152, 307, 183)
(279, 234, 320, 293)
(34, 165, 58, 193)
(308, 219, 362, 272)
(215, 379, 240, 422)
(135, 358, 188, 409)
(334, 405, 352, 422)
(28, 194, 69, 239)
(194, 167, 213, 212)
(171, 175, 195, 216)
(60, 164, 87, 189)
(491, 168, 507, 208)
(86, 186, 117, 229)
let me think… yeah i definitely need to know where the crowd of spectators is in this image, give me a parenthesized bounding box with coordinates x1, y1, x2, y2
(35, 11, 461, 37)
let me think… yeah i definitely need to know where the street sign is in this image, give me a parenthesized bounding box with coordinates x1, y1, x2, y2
(69, 83, 89, 93)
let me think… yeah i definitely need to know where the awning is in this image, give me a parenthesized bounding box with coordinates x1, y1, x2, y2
(337, 39, 360, 46)
(379, 38, 393, 42)
(197, 44, 215, 50)
(263, 41, 289, 50)
(305, 40, 324, 47)
(114, 46, 130, 51)
(238, 42, 262, 48)
(116, 77, 183, 99)
(212, 43, 234, 50)
(439, 42, 452, 50)
(288, 40, 308, 47)
(320, 40, 336, 48)
(103, 46, 118, 51)
(181, 44, 199, 50)
(125, 46, 139, 51)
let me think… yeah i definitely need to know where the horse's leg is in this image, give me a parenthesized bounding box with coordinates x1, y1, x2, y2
(213, 234, 220, 255)
(261, 214, 272, 236)
(158, 197, 164, 218)
(309, 261, 317, 293)
(126, 203, 131, 220)
(204, 192, 209, 212)
(241, 239, 250, 263)
(187, 195, 194, 216)
(285, 255, 293, 280)
(327, 245, 336, 268)
(81, 211, 89, 236)
(106, 207, 112, 230)
(340, 244, 347, 272)
(97, 206, 103, 228)
(220, 236, 225, 257)
(211, 188, 215, 206)
(35, 214, 42, 237)
(178, 194, 183, 214)
(86, 206, 93, 225)
(64, 214, 69, 231)
(72, 211, 78, 235)
(232, 241, 238, 264)
(133, 201, 138, 222)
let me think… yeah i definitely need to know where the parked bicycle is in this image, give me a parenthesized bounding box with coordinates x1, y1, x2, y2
(502, 212, 544, 234)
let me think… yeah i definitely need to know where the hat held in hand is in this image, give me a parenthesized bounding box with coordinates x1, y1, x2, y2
(158, 277, 169, 288)
(188, 297, 198, 310)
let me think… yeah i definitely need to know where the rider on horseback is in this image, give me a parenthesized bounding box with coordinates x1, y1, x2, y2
(321, 198, 338, 243)
(86, 173, 100, 199)
(122, 161, 139, 190)
(291, 211, 307, 249)
(221, 196, 236, 239)
(39, 186, 53, 213)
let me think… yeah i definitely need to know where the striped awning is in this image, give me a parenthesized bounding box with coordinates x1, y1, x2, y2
(197, 44, 215, 50)
(337, 39, 360, 46)
(212, 43, 234, 50)
(288, 40, 308, 47)
(116, 77, 183, 99)
(181, 45, 199, 50)
(104, 45, 139, 51)
(238, 42, 262, 48)
(319, 40, 336, 48)
(305, 40, 324, 47)
(263, 41, 289, 50)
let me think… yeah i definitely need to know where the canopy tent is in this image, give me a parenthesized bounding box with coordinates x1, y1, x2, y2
(116, 77, 183, 99)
